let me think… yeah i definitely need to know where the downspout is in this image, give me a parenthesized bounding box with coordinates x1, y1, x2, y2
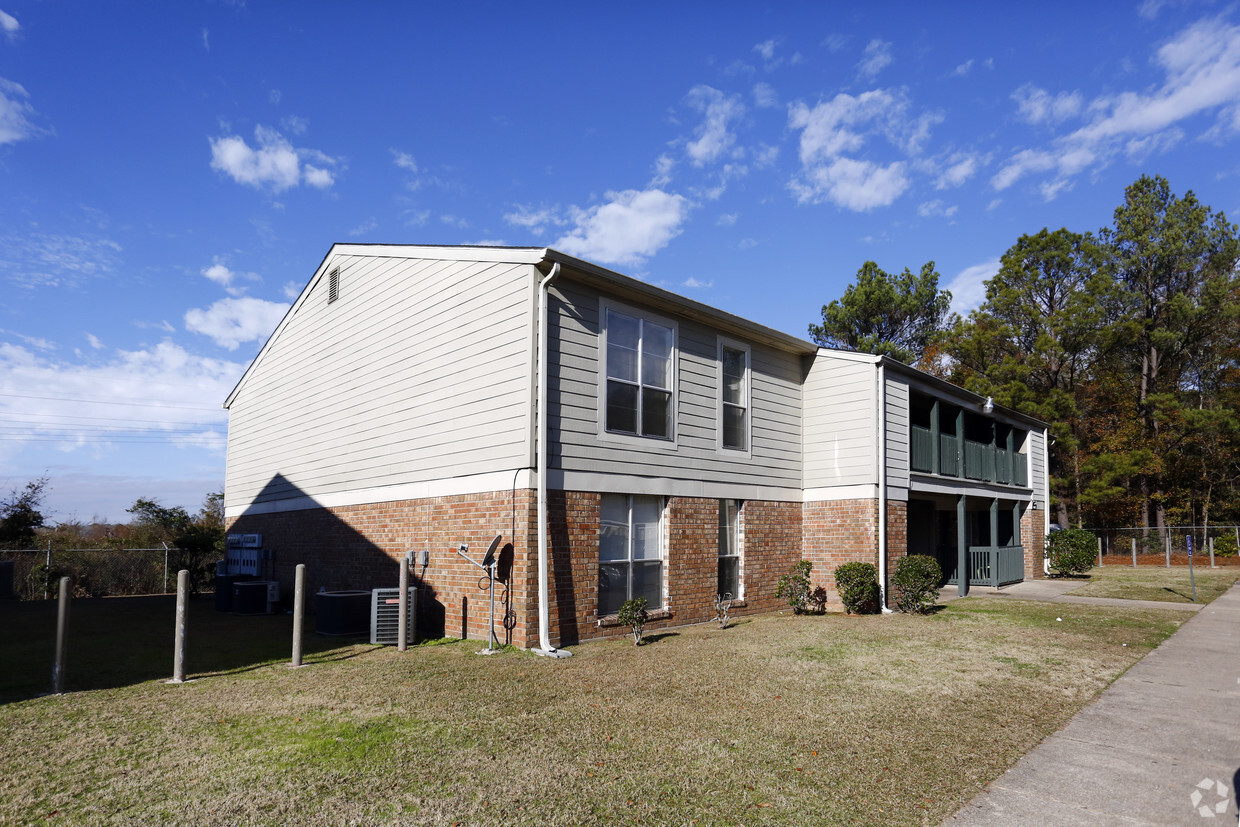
(535, 261, 571, 658)
(877, 360, 892, 613)
(1042, 427, 1051, 576)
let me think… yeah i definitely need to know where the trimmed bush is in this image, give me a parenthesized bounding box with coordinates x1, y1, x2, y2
(1213, 533, 1238, 558)
(834, 562, 880, 614)
(775, 561, 813, 614)
(892, 554, 942, 614)
(617, 597, 649, 645)
(1046, 528, 1096, 576)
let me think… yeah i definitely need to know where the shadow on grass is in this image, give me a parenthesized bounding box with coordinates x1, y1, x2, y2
(0, 593, 363, 704)
(643, 631, 681, 644)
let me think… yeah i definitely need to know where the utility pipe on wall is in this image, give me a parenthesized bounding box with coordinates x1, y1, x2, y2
(1042, 427, 1051, 575)
(535, 261, 570, 658)
(876, 360, 891, 613)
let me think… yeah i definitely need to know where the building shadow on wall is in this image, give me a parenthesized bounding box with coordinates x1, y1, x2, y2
(229, 473, 447, 640)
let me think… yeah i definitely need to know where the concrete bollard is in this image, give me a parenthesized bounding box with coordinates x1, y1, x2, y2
(51, 576, 70, 695)
(171, 569, 188, 683)
(1209, 536, 1216, 569)
(292, 564, 305, 667)
(1131, 537, 1137, 568)
(398, 557, 409, 652)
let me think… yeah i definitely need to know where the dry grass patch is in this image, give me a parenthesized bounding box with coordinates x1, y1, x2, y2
(1064, 564, 1239, 604)
(0, 596, 1187, 825)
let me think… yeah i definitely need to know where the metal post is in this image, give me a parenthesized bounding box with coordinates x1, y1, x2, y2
(957, 494, 968, 597)
(44, 541, 51, 601)
(1097, 536, 1102, 567)
(1187, 535, 1196, 601)
(1165, 534, 1171, 568)
(171, 569, 188, 683)
(1210, 536, 1216, 569)
(397, 556, 409, 652)
(163, 542, 169, 594)
(487, 560, 497, 651)
(1131, 537, 1137, 568)
(51, 576, 70, 695)
(292, 564, 305, 667)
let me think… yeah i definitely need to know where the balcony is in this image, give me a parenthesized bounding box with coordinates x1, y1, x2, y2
(909, 424, 1028, 487)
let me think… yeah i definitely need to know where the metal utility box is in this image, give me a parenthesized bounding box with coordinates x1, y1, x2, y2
(315, 590, 371, 636)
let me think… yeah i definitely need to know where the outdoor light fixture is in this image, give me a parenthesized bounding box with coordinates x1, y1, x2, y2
(983, 396, 994, 413)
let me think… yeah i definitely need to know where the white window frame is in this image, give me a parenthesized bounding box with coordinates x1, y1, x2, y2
(598, 298, 679, 447)
(716, 337, 752, 456)
(718, 499, 743, 600)
(597, 493, 666, 615)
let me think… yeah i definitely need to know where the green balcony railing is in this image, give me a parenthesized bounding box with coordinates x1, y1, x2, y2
(939, 434, 959, 476)
(911, 425, 934, 473)
(1013, 453, 1028, 487)
(942, 545, 1025, 587)
(963, 439, 994, 481)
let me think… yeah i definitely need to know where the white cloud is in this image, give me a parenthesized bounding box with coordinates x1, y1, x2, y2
(717, 213, 738, 226)
(0, 340, 241, 465)
(403, 209, 430, 227)
(282, 281, 301, 300)
(954, 59, 975, 77)
(753, 82, 779, 109)
(737, 238, 759, 250)
(553, 189, 691, 266)
(0, 9, 19, 40)
(917, 199, 958, 218)
(184, 297, 290, 351)
(822, 33, 849, 53)
(946, 259, 1000, 315)
(86, 333, 103, 350)
(349, 217, 378, 237)
(1012, 84, 1084, 125)
(787, 90, 933, 209)
(790, 157, 909, 211)
(201, 257, 260, 296)
(0, 77, 47, 145)
(468, 239, 506, 247)
(754, 39, 776, 62)
(392, 150, 418, 172)
(504, 205, 567, 235)
(682, 277, 713, 289)
(0, 230, 121, 289)
(858, 39, 894, 80)
(935, 153, 979, 189)
(996, 16, 1240, 195)
(281, 114, 308, 135)
(650, 154, 675, 187)
(208, 126, 338, 192)
(685, 85, 745, 167)
(269, 89, 282, 105)
(201, 27, 209, 51)
(440, 214, 469, 229)
(753, 143, 779, 168)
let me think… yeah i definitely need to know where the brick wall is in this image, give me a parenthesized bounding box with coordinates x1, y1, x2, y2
(1022, 507, 1046, 579)
(801, 498, 906, 608)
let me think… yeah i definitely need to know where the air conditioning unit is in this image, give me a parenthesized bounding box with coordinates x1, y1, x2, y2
(370, 587, 416, 645)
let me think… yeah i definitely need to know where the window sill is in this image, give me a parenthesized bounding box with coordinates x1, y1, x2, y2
(595, 607, 672, 628)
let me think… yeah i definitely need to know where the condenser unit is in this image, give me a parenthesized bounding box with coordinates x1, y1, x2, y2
(370, 587, 416, 645)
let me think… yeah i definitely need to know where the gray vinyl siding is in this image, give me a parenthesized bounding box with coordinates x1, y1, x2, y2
(802, 354, 877, 489)
(1029, 429, 1048, 503)
(549, 279, 803, 491)
(226, 254, 534, 507)
(884, 373, 910, 498)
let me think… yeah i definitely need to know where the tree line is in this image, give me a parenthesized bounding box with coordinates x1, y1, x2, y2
(811, 175, 1240, 533)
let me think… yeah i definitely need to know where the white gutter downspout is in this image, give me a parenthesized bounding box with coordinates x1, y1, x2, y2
(877, 360, 892, 614)
(534, 261, 571, 658)
(1042, 426, 1051, 576)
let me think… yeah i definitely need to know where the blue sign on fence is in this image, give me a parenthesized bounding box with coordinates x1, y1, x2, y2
(1187, 535, 1193, 557)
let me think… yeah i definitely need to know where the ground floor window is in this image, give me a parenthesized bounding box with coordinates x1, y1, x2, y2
(718, 499, 740, 599)
(599, 493, 663, 616)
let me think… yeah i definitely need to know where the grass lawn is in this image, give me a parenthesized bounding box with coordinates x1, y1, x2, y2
(0, 594, 1192, 826)
(1064, 564, 1239, 604)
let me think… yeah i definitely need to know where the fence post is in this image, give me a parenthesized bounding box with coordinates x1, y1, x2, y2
(45, 540, 51, 601)
(292, 564, 305, 667)
(171, 569, 188, 683)
(163, 542, 169, 594)
(1210, 536, 1216, 569)
(51, 576, 70, 695)
(1131, 537, 1137, 568)
(1165, 534, 1171, 568)
(1097, 536, 1102, 567)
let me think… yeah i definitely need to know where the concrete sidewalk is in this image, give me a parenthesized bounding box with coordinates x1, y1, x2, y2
(946, 583, 1240, 825)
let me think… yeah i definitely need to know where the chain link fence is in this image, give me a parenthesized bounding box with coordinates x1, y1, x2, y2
(0, 547, 182, 600)
(1086, 526, 1240, 565)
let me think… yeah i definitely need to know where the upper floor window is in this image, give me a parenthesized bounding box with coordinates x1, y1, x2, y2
(603, 306, 675, 440)
(719, 340, 750, 451)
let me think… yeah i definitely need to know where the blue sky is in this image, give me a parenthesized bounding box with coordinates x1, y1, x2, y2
(3, 2, 1240, 524)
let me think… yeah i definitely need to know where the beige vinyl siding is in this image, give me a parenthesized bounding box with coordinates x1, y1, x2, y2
(1029, 429, 1048, 502)
(802, 353, 877, 489)
(226, 254, 534, 508)
(549, 279, 802, 491)
(884, 373, 910, 499)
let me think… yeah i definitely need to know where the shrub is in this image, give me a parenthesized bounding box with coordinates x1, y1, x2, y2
(834, 562, 880, 614)
(775, 561, 813, 614)
(1046, 528, 1096, 576)
(892, 554, 942, 614)
(1213, 533, 1238, 558)
(617, 597, 649, 645)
